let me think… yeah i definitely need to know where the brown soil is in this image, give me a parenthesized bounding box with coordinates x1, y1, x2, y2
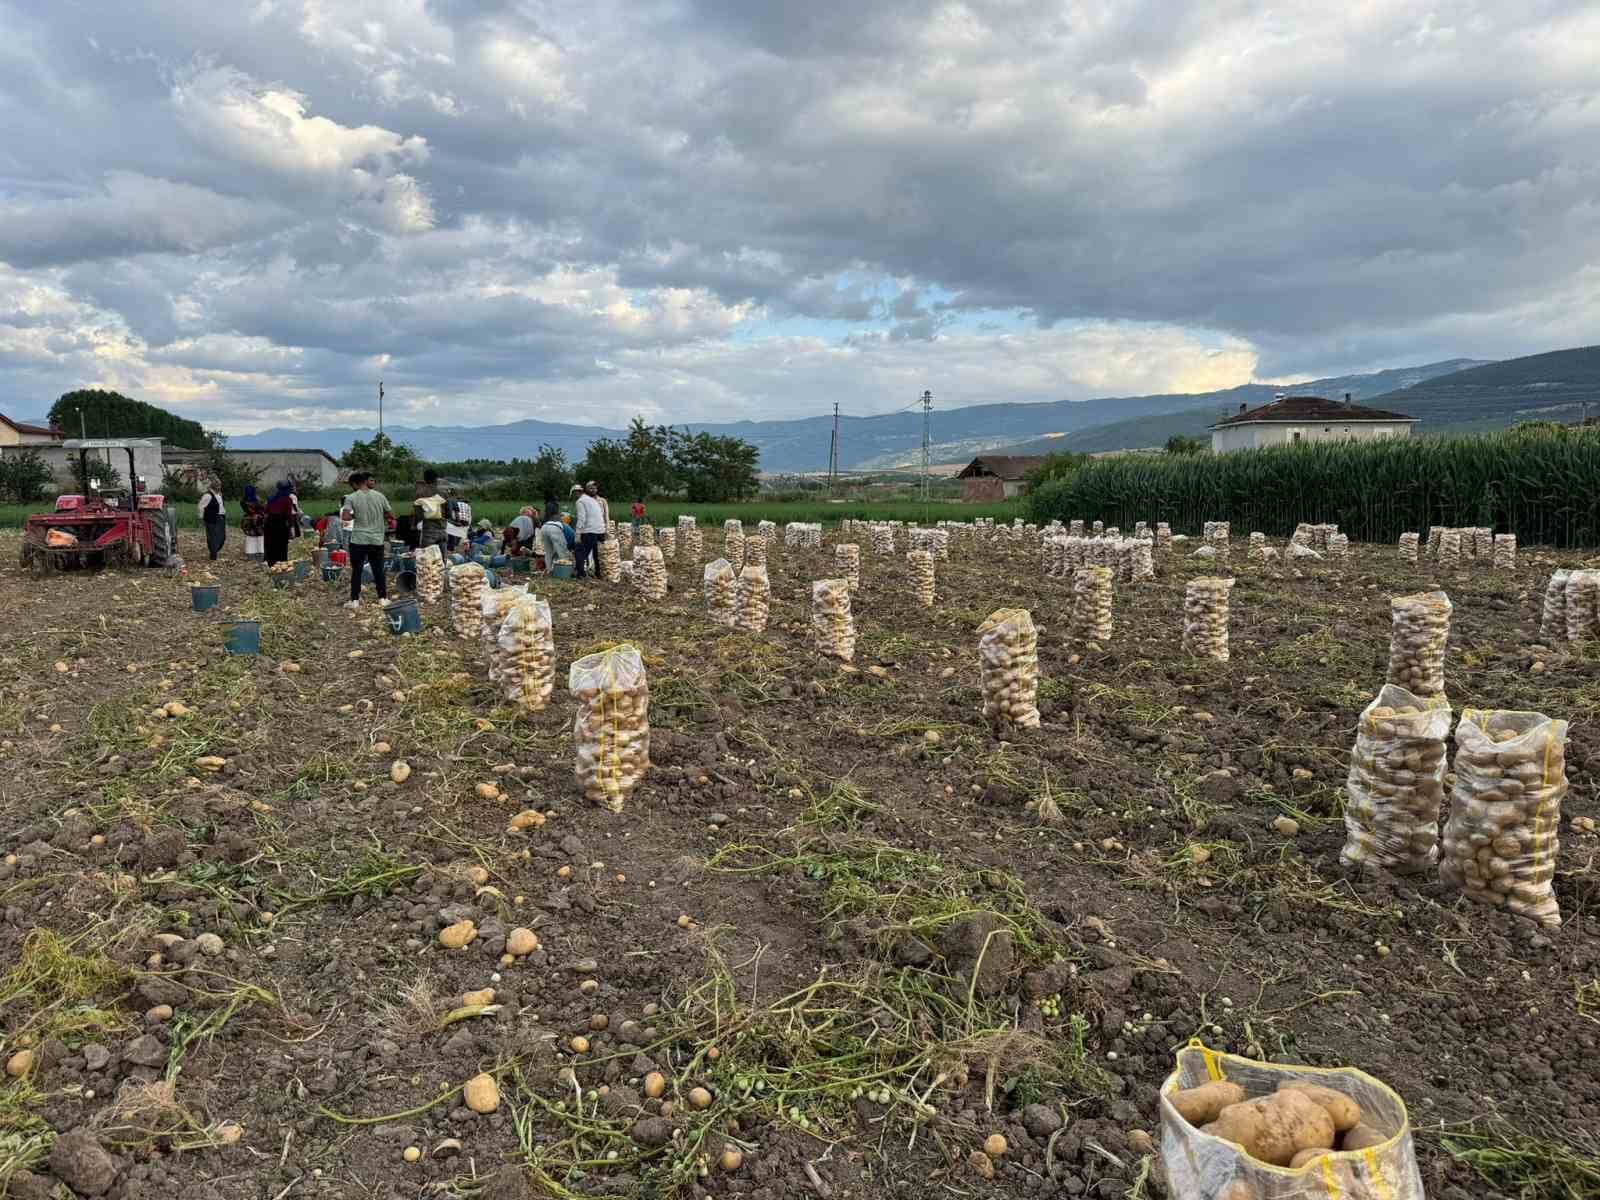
(1, 529, 1597, 1200)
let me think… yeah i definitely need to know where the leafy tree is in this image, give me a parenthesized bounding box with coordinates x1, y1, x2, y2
(0, 449, 53, 503)
(575, 436, 651, 503)
(340, 432, 422, 477)
(1025, 451, 1089, 489)
(1165, 434, 1207, 456)
(516, 444, 575, 504)
(70, 453, 124, 496)
(670, 430, 760, 502)
(48, 388, 209, 449)
(624, 418, 678, 496)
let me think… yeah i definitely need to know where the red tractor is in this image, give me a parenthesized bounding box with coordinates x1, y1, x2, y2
(19, 439, 178, 574)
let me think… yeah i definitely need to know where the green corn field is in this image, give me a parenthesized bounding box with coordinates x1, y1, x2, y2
(1026, 426, 1600, 546)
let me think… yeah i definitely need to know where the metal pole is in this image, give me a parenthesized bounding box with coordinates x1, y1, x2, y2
(378, 380, 384, 439)
(920, 390, 932, 505)
(829, 402, 839, 495)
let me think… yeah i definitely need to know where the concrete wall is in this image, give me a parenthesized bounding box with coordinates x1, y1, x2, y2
(10, 443, 168, 492)
(1211, 422, 1412, 453)
(0, 425, 58, 447)
(961, 477, 1006, 502)
(163, 449, 341, 488)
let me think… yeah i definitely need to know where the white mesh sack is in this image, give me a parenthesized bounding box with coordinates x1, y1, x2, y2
(977, 608, 1040, 736)
(1340, 686, 1451, 874)
(1182, 577, 1234, 661)
(734, 564, 770, 633)
(497, 593, 555, 716)
(812, 578, 855, 661)
(835, 543, 861, 592)
(704, 558, 736, 626)
(449, 562, 488, 640)
(1398, 532, 1419, 563)
(1385, 591, 1451, 698)
(1539, 569, 1570, 643)
(569, 644, 650, 812)
(416, 544, 446, 603)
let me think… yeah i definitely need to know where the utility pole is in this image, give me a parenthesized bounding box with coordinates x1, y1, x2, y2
(828, 402, 839, 495)
(920, 389, 933, 504)
(378, 380, 385, 440)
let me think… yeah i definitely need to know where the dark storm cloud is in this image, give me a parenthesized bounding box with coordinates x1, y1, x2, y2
(0, 0, 1594, 430)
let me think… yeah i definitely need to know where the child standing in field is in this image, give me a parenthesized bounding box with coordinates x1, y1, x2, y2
(631, 499, 646, 529)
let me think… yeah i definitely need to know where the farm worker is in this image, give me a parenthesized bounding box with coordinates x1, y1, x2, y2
(343, 472, 393, 609)
(470, 519, 495, 547)
(197, 479, 227, 561)
(506, 506, 537, 554)
(445, 496, 472, 551)
(413, 468, 447, 551)
(288, 480, 304, 537)
(540, 503, 573, 571)
(263, 482, 296, 567)
(240, 485, 267, 561)
(631, 498, 646, 529)
(575, 484, 606, 580)
(588, 480, 611, 530)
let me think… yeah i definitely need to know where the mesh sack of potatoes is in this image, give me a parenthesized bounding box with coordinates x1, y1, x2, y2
(1205, 522, 1232, 559)
(568, 644, 650, 812)
(1425, 526, 1442, 557)
(869, 523, 894, 555)
(784, 523, 804, 547)
(1437, 528, 1461, 567)
(1182, 576, 1235, 661)
(1155, 522, 1172, 552)
(835, 543, 861, 592)
(1539, 569, 1571, 642)
(1340, 686, 1452, 874)
(725, 526, 746, 573)
(481, 583, 529, 681)
(678, 514, 696, 535)
(704, 558, 737, 626)
(744, 532, 769, 569)
(1564, 569, 1600, 643)
(1328, 532, 1349, 559)
(415, 544, 447, 603)
(1129, 539, 1155, 582)
(598, 533, 623, 581)
(637, 523, 656, 546)
(1291, 523, 1312, 549)
(1115, 538, 1140, 582)
(449, 562, 488, 640)
(634, 545, 668, 601)
(977, 607, 1041, 736)
(908, 548, 936, 606)
(1248, 532, 1267, 560)
(1135, 520, 1149, 538)
(1398, 532, 1419, 563)
(1104, 526, 1121, 539)
(1069, 519, 1085, 536)
(1385, 590, 1451, 698)
(1160, 1039, 1425, 1200)
(497, 593, 555, 716)
(811, 577, 856, 661)
(1440, 708, 1569, 927)
(734, 564, 771, 633)
(657, 527, 677, 561)
(1474, 527, 1494, 560)
(683, 527, 703, 564)
(1492, 533, 1515, 570)
(1042, 534, 1066, 578)
(1071, 565, 1114, 643)
(616, 524, 635, 555)
(758, 519, 777, 542)
(1092, 520, 1104, 535)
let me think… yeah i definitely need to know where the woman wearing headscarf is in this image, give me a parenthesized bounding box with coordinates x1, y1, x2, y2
(197, 477, 227, 561)
(240, 484, 267, 561)
(264, 480, 295, 566)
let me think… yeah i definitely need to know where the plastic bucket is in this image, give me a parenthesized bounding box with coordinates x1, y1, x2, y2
(511, 557, 531, 575)
(385, 597, 422, 636)
(489, 554, 510, 568)
(330, 550, 349, 567)
(190, 584, 220, 612)
(321, 565, 342, 583)
(448, 553, 468, 566)
(223, 620, 261, 655)
(550, 562, 575, 580)
(484, 568, 500, 589)
(293, 560, 310, 580)
(396, 569, 417, 595)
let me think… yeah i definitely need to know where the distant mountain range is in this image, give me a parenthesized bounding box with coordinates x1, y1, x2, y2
(224, 345, 1599, 472)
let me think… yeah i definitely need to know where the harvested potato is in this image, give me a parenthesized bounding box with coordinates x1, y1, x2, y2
(1209, 1090, 1335, 1167)
(1170, 1080, 1247, 1128)
(1278, 1082, 1361, 1133)
(1341, 1122, 1388, 1151)
(1289, 1147, 1330, 1169)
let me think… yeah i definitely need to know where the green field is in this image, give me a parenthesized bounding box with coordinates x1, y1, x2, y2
(0, 497, 1019, 532)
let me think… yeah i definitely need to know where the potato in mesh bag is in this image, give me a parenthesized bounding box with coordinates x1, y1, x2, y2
(812, 578, 855, 661)
(415, 544, 446, 603)
(1341, 686, 1451, 873)
(568, 644, 649, 811)
(449, 562, 488, 640)
(1385, 590, 1451, 698)
(978, 607, 1040, 736)
(704, 558, 736, 626)
(481, 583, 528, 682)
(1440, 709, 1568, 927)
(497, 594, 554, 716)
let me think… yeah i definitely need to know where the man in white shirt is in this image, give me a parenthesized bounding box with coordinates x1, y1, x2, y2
(574, 484, 606, 579)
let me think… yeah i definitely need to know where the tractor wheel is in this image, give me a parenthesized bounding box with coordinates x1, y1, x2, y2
(150, 513, 176, 567)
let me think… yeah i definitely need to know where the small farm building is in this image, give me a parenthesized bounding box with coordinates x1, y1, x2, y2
(956, 455, 1048, 501)
(1210, 394, 1416, 453)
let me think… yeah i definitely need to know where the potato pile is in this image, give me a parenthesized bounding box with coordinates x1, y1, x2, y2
(704, 559, 737, 626)
(634, 546, 668, 601)
(1564, 570, 1600, 643)
(416, 545, 446, 603)
(812, 578, 855, 661)
(497, 594, 555, 716)
(977, 608, 1041, 736)
(481, 584, 529, 682)
(1071, 566, 1114, 643)
(908, 549, 936, 606)
(744, 532, 769, 569)
(599, 535, 622, 581)
(1341, 686, 1451, 873)
(1170, 1078, 1381, 1169)
(1328, 532, 1349, 559)
(1492, 533, 1515, 570)
(1182, 576, 1235, 661)
(1385, 590, 1452, 698)
(734, 564, 771, 633)
(1437, 528, 1462, 567)
(836, 543, 861, 592)
(871, 523, 895, 555)
(1248, 532, 1267, 560)
(725, 526, 746, 574)
(449, 563, 488, 640)
(569, 645, 650, 812)
(658, 527, 677, 561)
(1398, 531, 1419, 563)
(1440, 710, 1569, 926)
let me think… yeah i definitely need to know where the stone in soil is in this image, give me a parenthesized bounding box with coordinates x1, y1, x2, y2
(940, 912, 1013, 997)
(122, 1035, 167, 1068)
(49, 1129, 118, 1197)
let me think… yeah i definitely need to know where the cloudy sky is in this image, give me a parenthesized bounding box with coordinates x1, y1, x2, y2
(1, 1, 1596, 433)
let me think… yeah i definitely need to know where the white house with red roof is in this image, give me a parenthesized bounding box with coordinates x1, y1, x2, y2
(1209, 394, 1416, 453)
